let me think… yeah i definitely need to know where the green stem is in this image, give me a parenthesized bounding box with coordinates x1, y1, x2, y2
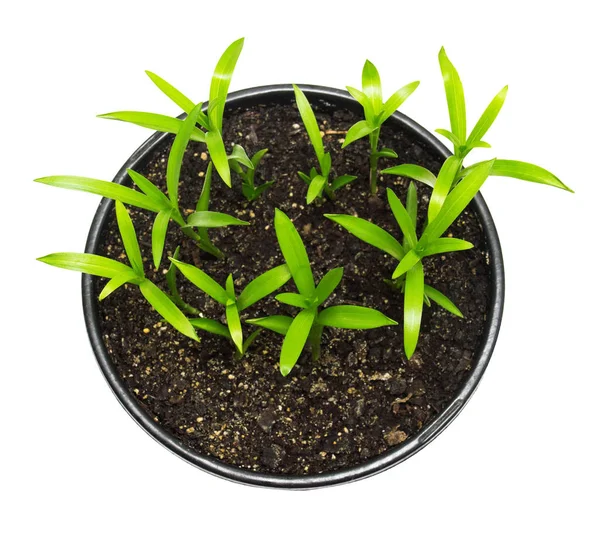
(368, 128, 381, 195)
(172, 211, 224, 259)
(323, 183, 336, 202)
(308, 323, 324, 362)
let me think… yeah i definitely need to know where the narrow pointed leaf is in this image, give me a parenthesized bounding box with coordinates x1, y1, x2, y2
(251, 148, 268, 168)
(189, 317, 230, 338)
(406, 181, 418, 232)
(228, 144, 254, 169)
(99, 270, 141, 301)
(274, 209, 315, 296)
(225, 274, 236, 300)
(34, 176, 161, 212)
(298, 171, 312, 185)
(381, 164, 437, 188)
(37, 253, 131, 278)
(275, 292, 309, 309)
(185, 210, 249, 228)
(226, 302, 243, 353)
(127, 169, 171, 209)
(145, 70, 195, 113)
(325, 214, 404, 261)
(438, 47, 467, 144)
(97, 112, 206, 142)
(485, 159, 573, 192)
(315, 267, 344, 305)
(280, 308, 317, 376)
(246, 316, 293, 336)
(435, 128, 461, 148)
(424, 285, 463, 317)
(392, 249, 420, 279)
(466, 85, 508, 149)
(320, 153, 332, 178)
(346, 85, 369, 109)
(318, 305, 397, 329)
(387, 188, 417, 248)
(151, 209, 172, 269)
(331, 174, 358, 191)
(115, 201, 144, 276)
(404, 262, 424, 358)
(471, 141, 491, 149)
(237, 264, 292, 311)
(424, 237, 473, 256)
(428, 155, 462, 223)
(139, 279, 199, 341)
(293, 85, 325, 162)
(372, 148, 398, 159)
(170, 258, 228, 304)
(381, 81, 420, 122)
(362, 60, 383, 115)
(206, 130, 231, 187)
(342, 120, 375, 147)
(196, 162, 213, 212)
(242, 328, 263, 353)
(307, 174, 327, 204)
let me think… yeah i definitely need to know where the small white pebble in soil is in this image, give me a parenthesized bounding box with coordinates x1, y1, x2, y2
(200, 152, 208, 161)
(196, 417, 203, 423)
(292, 123, 300, 129)
(143, 328, 150, 334)
(227, 374, 235, 380)
(186, 427, 195, 434)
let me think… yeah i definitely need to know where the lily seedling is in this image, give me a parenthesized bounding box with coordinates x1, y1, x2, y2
(343, 60, 420, 195)
(37, 201, 199, 341)
(247, 209, 396, 376)
(228, 147, 274, 201)
(169, 258, 292, 357)
(293, 85, 357, 204)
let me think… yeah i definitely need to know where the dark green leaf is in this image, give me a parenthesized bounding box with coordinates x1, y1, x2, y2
(424, 285, 463, 317)
(342, 120, 376, 148)
(293, 84, 325, 162)
(99, 271, 141, 301)
(37, 253, 131, 278)
(243, 181, 274, 201)
(246, 315, 293, 336)
(280, 308, 316, 376)
(115, 201, 144, 276)
(275, 292, 309, 309)
(317, 305, 397, 329)
(170, 258, 229, 305)
(251, 148, 268, 168)
(189, 317, 230, 338)
(226, 302, 243, 353)
(428, 155, 462, 222)
(151, 209, 172, 269)
(145, 70, 195, 113)
(237, 265, 291, 311)
(206, 130, 231, 187)
(127, 169, 171, 209)
(185, 210, 249, 228)
(306, 174, 327, 204)
(242, 328, 262, 353)
(438, 47, 467, 144)
(387, 188, 417, 248)
(315, 267, 344, 305)
(380, 81, 420, 122)
(403, 261, 424, 358)
(381, 164, 436, 188)
(331, 174, 358, 191)
(466, 85, 508, 150)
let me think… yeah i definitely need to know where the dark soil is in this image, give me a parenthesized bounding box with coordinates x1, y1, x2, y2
(95, 99, 491, 475)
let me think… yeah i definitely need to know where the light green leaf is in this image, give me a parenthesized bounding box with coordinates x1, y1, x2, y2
(206, 130, 231, 187)
(139, 279, 199, 341)
(274, 209, 315, 296)
(307, 174, 327, 204)
(438, 47, 467, 145)
(237, 264, 291, 311)
(275, 292, 309, 309)
(145, 70, 195, 113)
(99, 270, 141, 301)
(372, 148, 398, 159)
(189, 317, 230, 338)
(209, 38, 244, 133)
(435, 128, 461, 148)
(242, 328, 262, 353)
(380, 81, 420, 122)
(424, 285, 463, 318)
(115, 201, 144, 276)
(185, 210, 249, 228)
(37, 253, 131, 278)
(97, 112, 206, 142)
(228, 144, 254, 169)
(387, 188, 417, 248)
(127, 169, 171, 209)
(342, 120, 376, 148)
(404, 261, 424, 358)
(151, 209, 172, 269)
(485, 159, 573, 192)
(280, 308, 317, 376)
(424, 237, 473, 256)
(428, 155, 462, 223)
(318, 305, 397, 329)
(315, 267, 344, 305)
(226, 302, 243, 353)
(196, 162, 213, 212)
(225, 274, 236, 299)
(406, 182, 418, 235)
(346, 86, 370, 110)
(246, 315, 293, 336)
(34, 176, 161, 212)
(325, 214, 404, 261)
(466, 85, 508, 150)
(298, 171, 312, 185)
(331, 174, 358, 191)
(381, 164, 437, 188)
(392, 249, 420, 280)
(362, 60, 383, 116)
(471, 140, 491, 149)
(170, 258, 229, 305)
(293, 84, 325, 162)
(320, 152, 332, 178)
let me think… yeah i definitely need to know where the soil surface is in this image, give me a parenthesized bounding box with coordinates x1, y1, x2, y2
(95, 99, 491, 475)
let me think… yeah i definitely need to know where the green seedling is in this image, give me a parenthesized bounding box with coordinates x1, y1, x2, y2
(382, 47, 572, 193)
(37, 201, 198, 341)
(247, 209, 396, 376)
(169, 258, 292, 357)
(36, 107, 248, 265)
(343, 60, 420, 195)
(228, 147, 274, 201)
(293, 85, 357, 204)
(326, 159, 495, 358)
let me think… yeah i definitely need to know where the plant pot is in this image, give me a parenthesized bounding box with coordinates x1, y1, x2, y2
(82, 84, 504, 489)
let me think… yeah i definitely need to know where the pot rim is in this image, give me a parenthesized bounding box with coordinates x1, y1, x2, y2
(82, 84, 504, 490)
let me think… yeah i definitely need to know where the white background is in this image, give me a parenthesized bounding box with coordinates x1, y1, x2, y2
(2, 1, 598, 533)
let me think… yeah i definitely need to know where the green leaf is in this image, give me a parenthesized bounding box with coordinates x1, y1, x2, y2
(170, 258, 229, 305)
(317, 305, 397, 329)
(438, 47, 467, 145)
(196, 162, 213, 212)
(243, 181, 274, 201)
(485, 159, 573, 192)
(237, 264, 291, 311)
(251, 148, 268, 168)
(297, 171, 312, 185)
(381, 164, 436, 188)
(319, 152, 332, 178)
(99, 270, 141, 301)
(189, 317, 231, 338)
(209, 38, 244, 133)
(280, 308, 317, 376)
(406, 182, 418, 234)
(425, 237, 473, 256)
(34, 176, 161, 212)
(242, 328, 263, 353)
(403, 261, 424, 358)
(185, 210, 249, 228)
(466, 85, 508, 150)
(362, 60, 383, 116)
(228, 144, 254, 169)
(225, 274, 236, 299)
(435, 128, 461, 148)
(151, 209, 172, 269)
(325, 214, 404, 261)
(139, 279, 199, 341)
(293, 84, 325, 162)
(331, 174, 358, 191)
(424, 285, 463, 318)
(423, 159, 495, 241)
(127, 169, 171, 209)
(471, 140, 491, 149)
(380, 81, 420, 122)
(206, 130, 231, 187)
(167, 102, 203, 210)
(274, 209, 315, 296)
(115, 201, 144, 276)
(97, 112, 206, 143)
(342, 120, 376, 148)
(372, 148, 398, 159)
(246, 315, 293, 336)
(315, 267, 344, 305)
(392, 249, 420, 280)
(226, 302, 243, 353)
(346, 86, 370, 111)
(387, 188, 417, 248)
(428, 155, 462, 223)
(37, 253, 131, 278)
(307, 174, 327, 204)
(145, 70, 195, 113)
(275, 292, 309, 309)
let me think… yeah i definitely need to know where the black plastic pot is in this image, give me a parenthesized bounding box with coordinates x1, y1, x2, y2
(82, 85, 504, 489)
